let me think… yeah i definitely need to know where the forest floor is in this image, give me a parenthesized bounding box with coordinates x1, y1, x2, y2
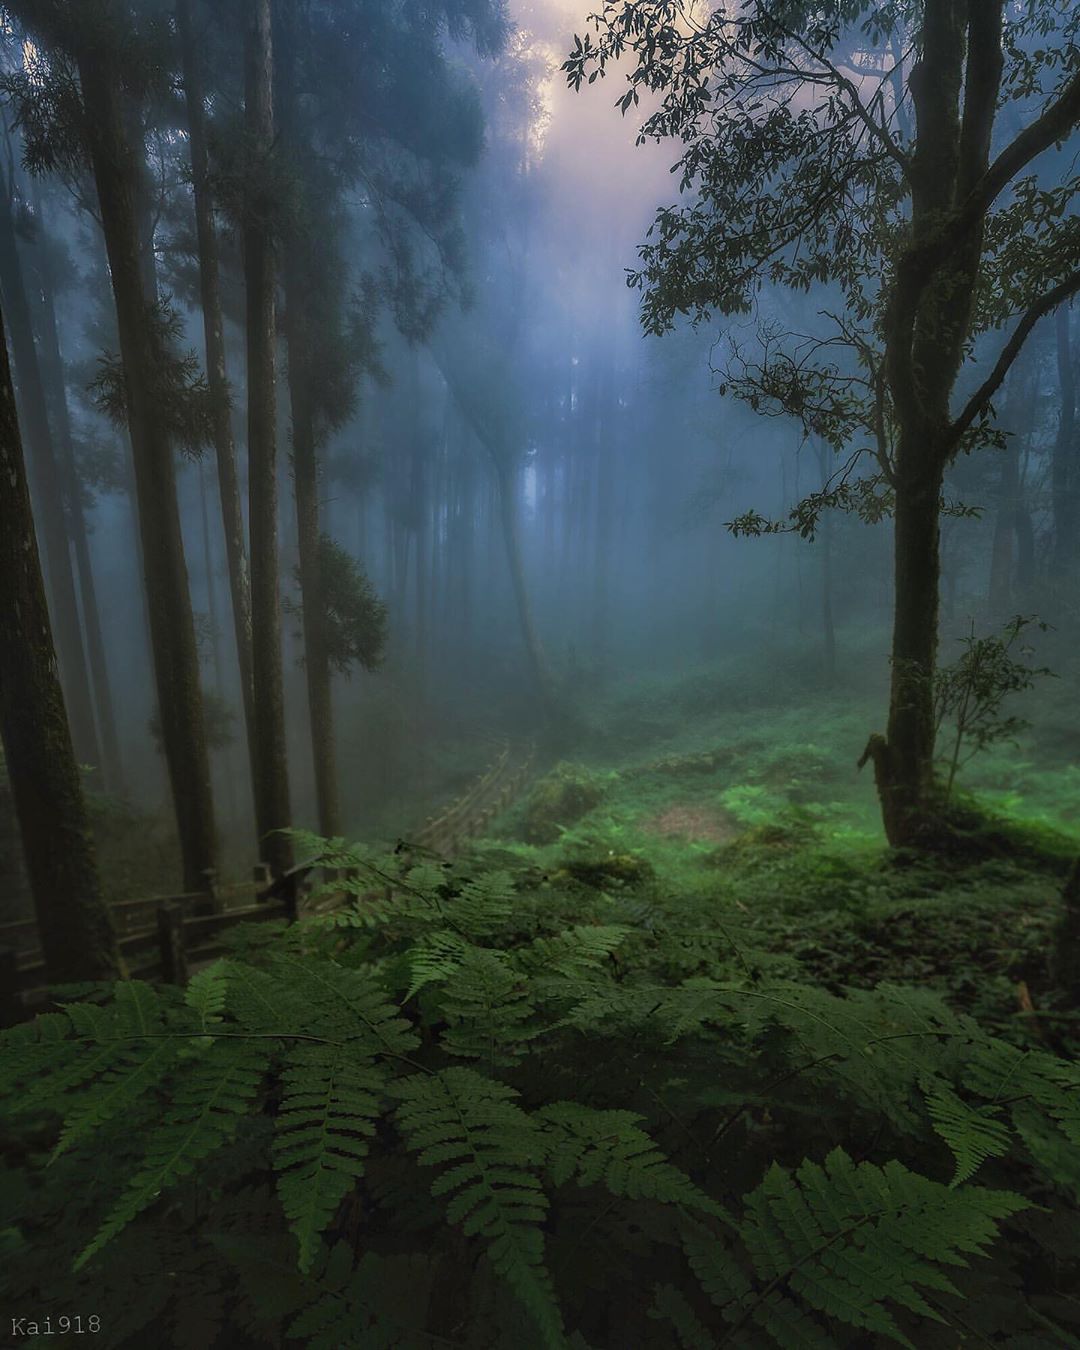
(471, 642, 1080, 1043)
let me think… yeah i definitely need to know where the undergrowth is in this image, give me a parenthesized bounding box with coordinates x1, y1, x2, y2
(2, 830, 1079, 1348)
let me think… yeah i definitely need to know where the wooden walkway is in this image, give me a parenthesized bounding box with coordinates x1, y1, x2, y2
(0, 739, 538, 1024)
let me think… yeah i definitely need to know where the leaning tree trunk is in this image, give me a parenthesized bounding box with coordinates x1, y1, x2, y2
(0, 300, 121, 985)
(244, 0, 293, 876)
(77, 56, 218, 891)
(178, 0, 259, 819)
(0, 161, 101, 774)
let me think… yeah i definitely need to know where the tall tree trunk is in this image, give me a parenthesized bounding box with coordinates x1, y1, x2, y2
(0, 160, 101, 774)
(278, 17, 342, 839)
(0, 300, 121, 985)
(26, 194, 126, 796)
(868, 0, 1001, 846)
(77, 55, 218, 891)
(244, 0, 293, 876)
(178, 0, 259, 819)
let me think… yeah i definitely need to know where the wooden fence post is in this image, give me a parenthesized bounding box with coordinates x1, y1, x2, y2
(0, 946, 21, 1026)
(157, 902, 188, 985)
(198, 867, 222, 916)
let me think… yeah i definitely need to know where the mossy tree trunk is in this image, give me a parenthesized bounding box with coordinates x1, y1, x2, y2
(0, 300, 121, 985)
(0, 157, 101, 776)
(244, 0, 293, 877)
(76, 51, 218, 891)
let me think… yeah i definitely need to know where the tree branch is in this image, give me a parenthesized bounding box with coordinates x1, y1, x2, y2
(947, 268, 1080, 453)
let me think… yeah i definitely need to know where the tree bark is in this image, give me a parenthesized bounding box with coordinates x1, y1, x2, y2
(0, 162, 101, 774)
(76, 53, 218, 891)
(0, 299, 121, 985)
(244, 0, 293, 876)
(871, 0, 1004, 845)
(177, 0, 260, 821)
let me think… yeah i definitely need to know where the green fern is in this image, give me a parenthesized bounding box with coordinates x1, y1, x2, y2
(537, 1102, 728, 1219)
(185, 960, 228, 1033)
(437, 948, 536, 1067)
(675, 1147, 1029, 1349)
(274, 1044, 387, 1272)
(403, 930, 472, 1001)
(922, 1079, 1011, 1185)
(76, 1036, 270, 1270)
(515, 925, 632, 980)
(392, 1067, 564, 1348)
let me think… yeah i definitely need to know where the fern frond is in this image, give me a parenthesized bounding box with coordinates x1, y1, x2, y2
(537, 1102, 728, 1219)
(515, 925, 632, 980)
(403, 930, 472, 1002)
(437, 949, 535, 1067)
(717, 1148, 1030, 1349)
(76, 1037, 270, 1270)
(393, 1067, 563, 1348)
(49, 1037, 180, 1163)
(229, 956, 419, 1057)
(450, 871, 516, 937)
(273, 1044, 386, 1272)
(186, 960, 228, 1033)
(922, 1080, 1010, 1185)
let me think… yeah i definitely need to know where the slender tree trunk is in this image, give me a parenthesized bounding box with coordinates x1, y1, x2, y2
(244, 0, 293, 876)
(0, 300, 121, 984)
(178, 0, 259, 814)
(816, 441, 837, 686)
(1053, 304, 1078, 570)
(0, 162, 101, 773)
(26, 197, 125, 796)
(493, 456, 554, 704)
(77, 58, 218, 890)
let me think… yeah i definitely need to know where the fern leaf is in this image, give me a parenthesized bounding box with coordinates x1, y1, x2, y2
(727, 1148, 1029, 1348)
(186, 960, 228, 1032)
(437, 949, 536, 1067)
(50, 1037, 180, 1163)
(393, 1068, 563, 1348)
(273, 1043, 386, 1272)
(515, 925, 632, 980)
(403, 930, 471, 1002)
(76, 1037, 269, 1270)
(537, 1102, 728, 1219)
(922, 1080, 1011, 1185)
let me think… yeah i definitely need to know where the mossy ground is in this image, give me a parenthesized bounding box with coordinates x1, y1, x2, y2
(472, 640, 1080, 1045)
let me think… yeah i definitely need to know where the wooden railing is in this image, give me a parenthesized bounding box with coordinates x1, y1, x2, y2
(0, 743, 541, 1025)
(412, 741, 536, 857)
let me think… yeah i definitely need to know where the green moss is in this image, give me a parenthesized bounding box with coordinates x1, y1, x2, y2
(520, 762, 609, 844)
(555, 852, 655, 890)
